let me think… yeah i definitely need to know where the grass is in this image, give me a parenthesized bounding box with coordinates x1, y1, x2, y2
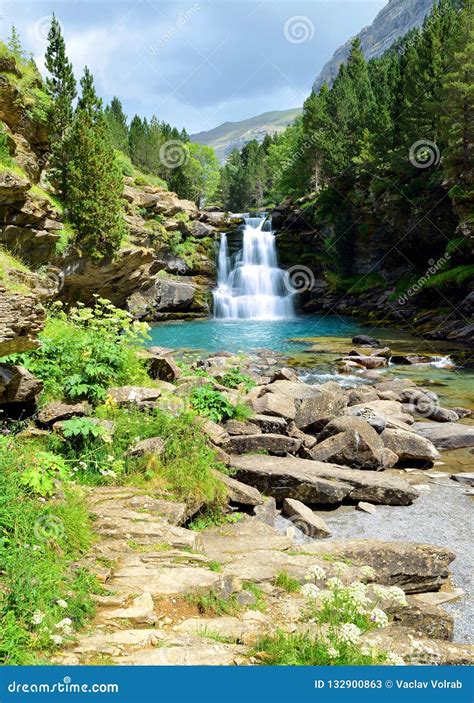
(0, 437, 98, 664)
(0, 248, 31, 293)
(188, 507, 243, 532)
(252, 630, 384, 666)
(274, 572, 301, 593)
(423, 264, 474, 290)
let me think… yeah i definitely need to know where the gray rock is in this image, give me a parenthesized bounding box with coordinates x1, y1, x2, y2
(283, 498, 331, 537)
(37, 401, 92, 426)
(0, 365, 43, 406)
(145, 354, 181, 382)
(356, 501, 377, 514)
(382, 428, 440, 465)
(215, 471, 264, 506)
(224, 433, 302, 456)
(294, 386, 348, 433)
(351, 335, 380, 347)
(249, 414, 288, 434)
(450, 472, 474, 487)
(415, 422, 474, 450)
(252, 392, 296, 420)
(346, 405, 386, 433)
(224, 420, 262, 436)
(315, 416, 391, 470)
(231, 454, 418, 506)
(107, 385, 162, 407)
(126, 437, 165, 458)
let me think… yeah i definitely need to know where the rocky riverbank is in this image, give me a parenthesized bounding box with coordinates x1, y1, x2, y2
(2, 329, 469, 665)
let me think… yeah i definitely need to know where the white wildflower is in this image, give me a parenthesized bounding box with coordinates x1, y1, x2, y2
(370, 607, 389, 628)
(372, 584, 389, 600)
(56, 599, 68, 609)
(50, 634, 63, 645)
(348, 582, 370, 611)
(360, 565, 376, 579)
(306, 565, 326, 581)
(107, 455, 115, 462)
(319, 590, 335, 605)
(301, 583, 320, 599)
(361, 645, 372, 657)
(32, 610, 45, 626)
(386, 653, 405, 666)
(387, 586, 408, 606)
(55, 617, 73, 630)
(327, 646, 339, 659)
(338, 623, 361, 645)
(333, 561, 349, 575)
(326, 576, 343, 591)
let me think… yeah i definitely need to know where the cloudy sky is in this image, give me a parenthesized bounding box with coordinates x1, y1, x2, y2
(1, 0, 386, 134)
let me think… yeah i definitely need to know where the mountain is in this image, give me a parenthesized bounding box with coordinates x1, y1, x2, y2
(313, 0, 436, 92)
(190, 108, 302, 162)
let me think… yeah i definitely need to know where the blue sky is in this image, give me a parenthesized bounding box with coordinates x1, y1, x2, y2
(0, 0, 386, 133)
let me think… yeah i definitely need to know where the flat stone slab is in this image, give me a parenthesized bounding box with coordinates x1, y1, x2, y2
(215, 471, 264, 506)
(363, 626, 474, 665)
(109, 560, 222, 596)
(224, 433, 301, 456)
(200, 519, 292, 562)
(293, 539, 455, 593)
(415, 422, 474, 449)
(230, 454, 419, 506)
(117, 639, 245, 665)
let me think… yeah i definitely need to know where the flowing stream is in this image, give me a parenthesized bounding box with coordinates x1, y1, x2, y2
(213, 215, 294, 319)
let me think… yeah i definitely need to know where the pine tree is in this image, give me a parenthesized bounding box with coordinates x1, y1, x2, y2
(45, 15, 77, 195)
(439, 0, 474, 187)
(7, 25, 23, 58)
(44, 14, 76, 138)
(77, 66, 102, 117)
(104, 97, 129, 152)
(64, 70, 125, 258)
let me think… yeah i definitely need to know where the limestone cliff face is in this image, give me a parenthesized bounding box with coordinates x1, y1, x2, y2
(0, 48, 221, 320)
(313, 0, 436, 92)
(0, 287, 45, 355)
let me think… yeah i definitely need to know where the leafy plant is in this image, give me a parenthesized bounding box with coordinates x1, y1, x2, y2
(220, 368, 256, 391)
(19, 451, 69, 497)
(189, 385, 238, 423)
(61, 417, 106, 441)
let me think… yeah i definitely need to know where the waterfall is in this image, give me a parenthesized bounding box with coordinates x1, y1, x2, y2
(213, 215, 294, 320)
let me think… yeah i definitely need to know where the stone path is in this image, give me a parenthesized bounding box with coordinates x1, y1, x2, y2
(55, 486, 474, 666)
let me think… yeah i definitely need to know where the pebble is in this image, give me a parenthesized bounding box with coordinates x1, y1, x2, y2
(356, 501, 377, 514)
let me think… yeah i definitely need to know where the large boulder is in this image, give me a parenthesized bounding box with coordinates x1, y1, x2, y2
(144, 353, 181, 382)
(224, 433, 301, 456)
(414, 422, 474, 450)
(37, 401, 92, 426)
(107, 386, 162, 409)
(215, 471, 264, 506)
(127, 278, 195, 318)
(231, 454, 418, 506)
(298, 539, 455, 593)
(381, 428, 439, 465)
(294, 383, 348, 432)
(252, 392, 296, 421)
(311, 416, 396, 470)
(351, 335, 380, 347)
(0, 365, 43, 410)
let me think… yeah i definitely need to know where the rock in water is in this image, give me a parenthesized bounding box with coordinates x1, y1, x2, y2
(282, 498, 331, 537)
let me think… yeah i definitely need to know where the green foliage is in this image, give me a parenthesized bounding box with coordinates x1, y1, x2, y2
(19, 451, 69, 497)
(8, 298, 149, 403)
(104, 97, 129, 153)
(189, 384, 239, 423)
(220, 368, 256, 391)
(188, 507, 243, 531)
(422, 264, 474, 289)
(61, 417, 106, 441)
(0, 437, 96, 664)
(274, 572, 301, 593)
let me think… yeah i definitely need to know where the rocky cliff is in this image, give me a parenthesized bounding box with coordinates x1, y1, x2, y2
(313, 0, 436, 92)
(0, 47, 232, 321)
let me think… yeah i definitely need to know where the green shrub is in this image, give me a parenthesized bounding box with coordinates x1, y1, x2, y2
(19, 451, 69, 497)
(220, 368, 256, 391)
(5, 298, 150, 403)
(190, 385, 238, 423)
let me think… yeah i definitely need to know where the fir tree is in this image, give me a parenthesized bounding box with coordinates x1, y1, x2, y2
(7, 25, 23, 58)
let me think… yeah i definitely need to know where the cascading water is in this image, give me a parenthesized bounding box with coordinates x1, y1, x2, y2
(213, 215, 294, 319)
